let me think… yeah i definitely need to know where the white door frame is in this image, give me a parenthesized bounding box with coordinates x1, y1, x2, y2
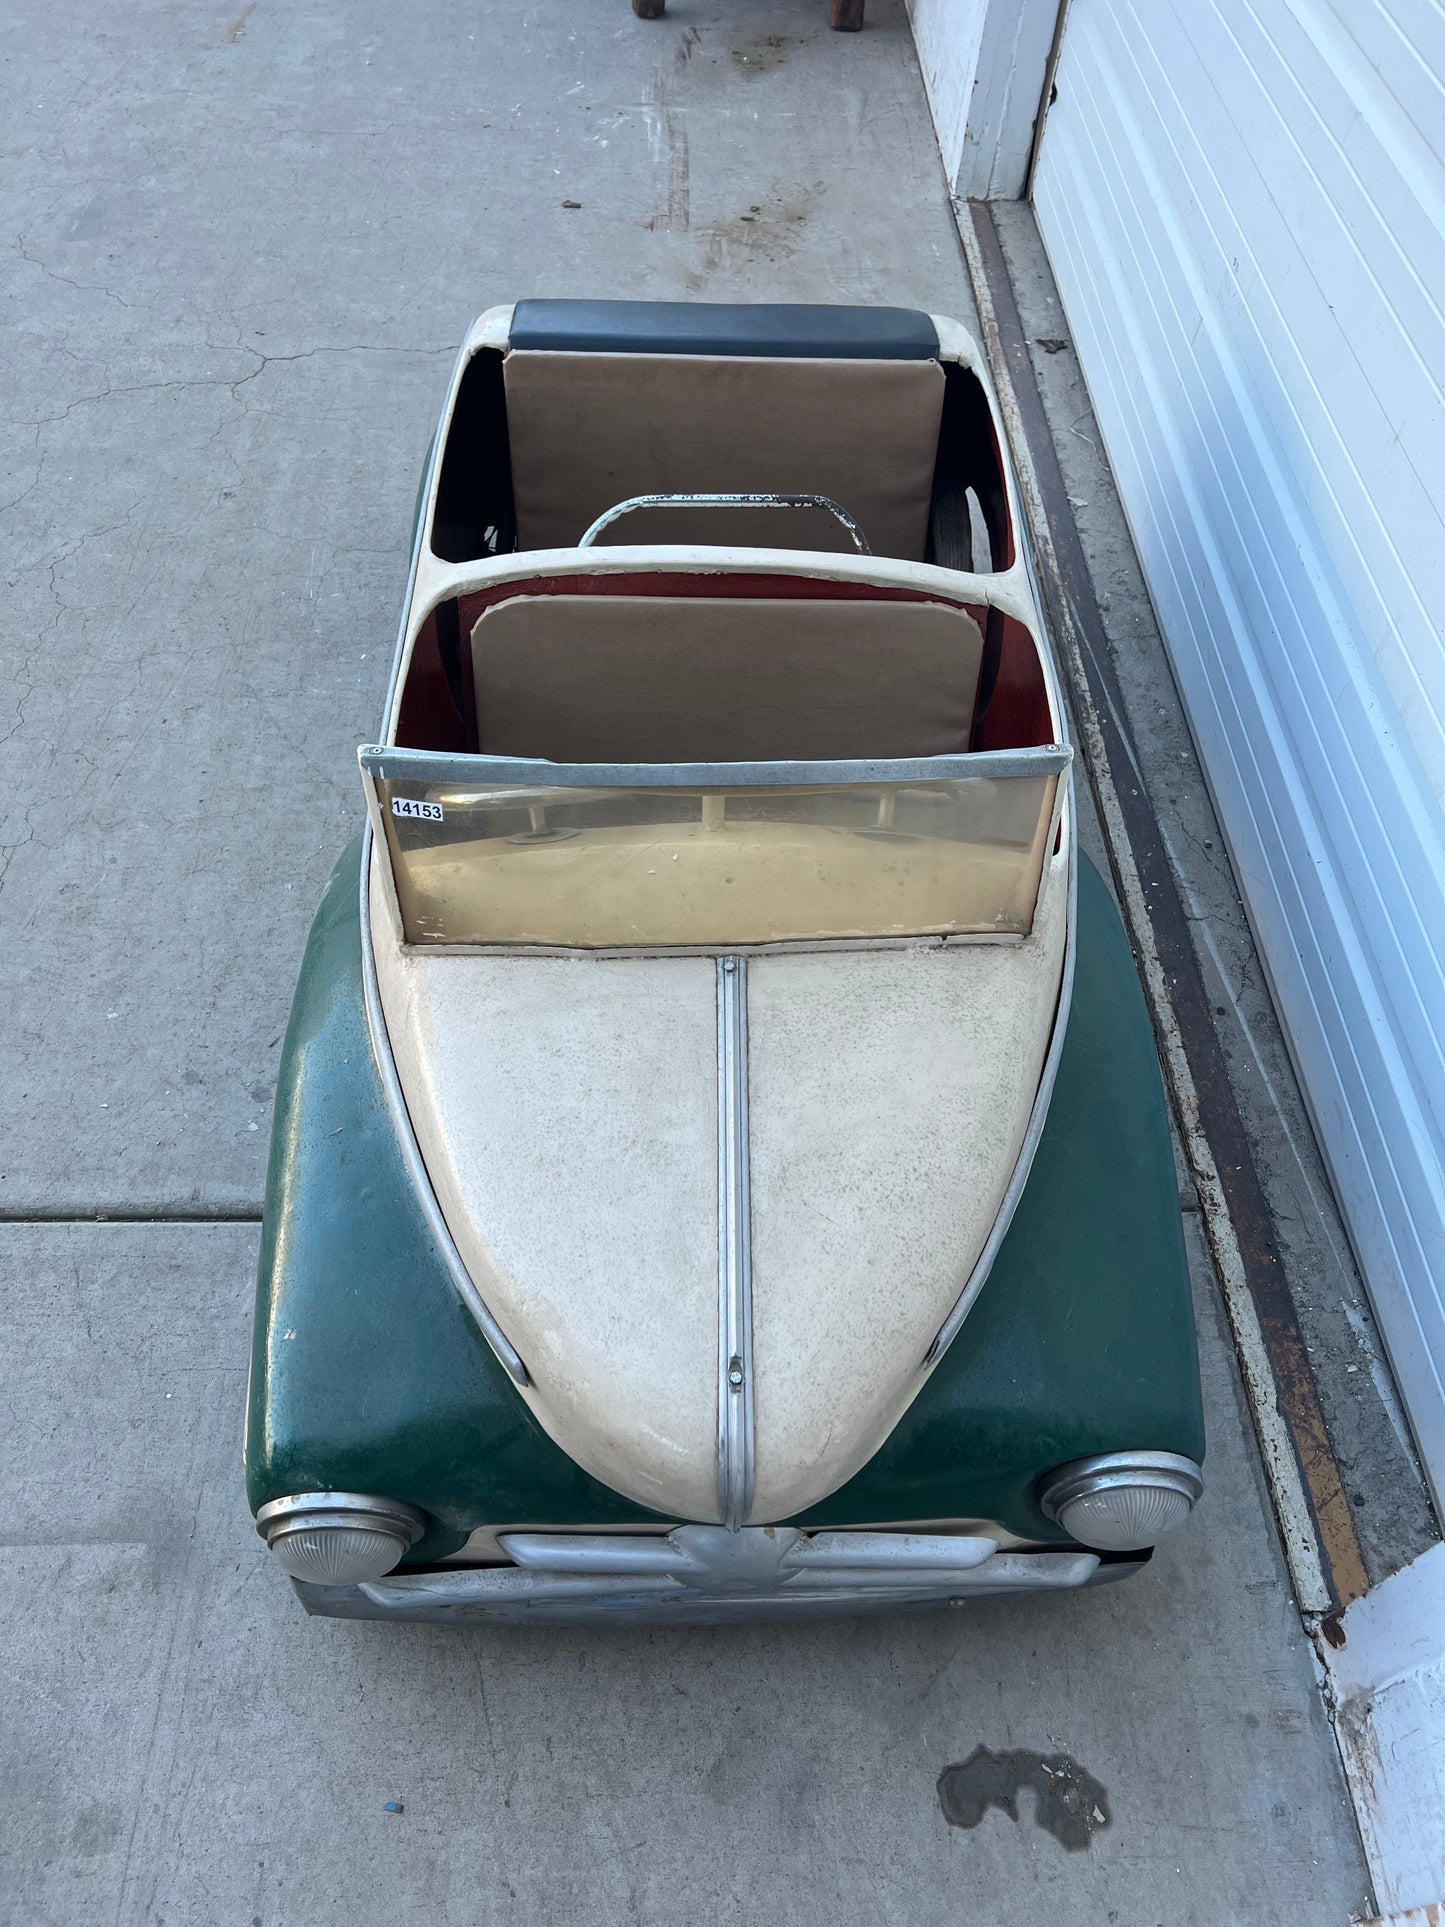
(906, 0, 1064, 199)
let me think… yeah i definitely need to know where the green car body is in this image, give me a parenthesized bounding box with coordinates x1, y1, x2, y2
(247, 840, 1202, 1574)
(246, 298, 1204, 1624)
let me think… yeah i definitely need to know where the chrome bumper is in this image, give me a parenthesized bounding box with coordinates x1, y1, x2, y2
(292, 1524, 1144, 1625)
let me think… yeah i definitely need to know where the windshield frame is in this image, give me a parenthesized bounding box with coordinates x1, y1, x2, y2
(361, 743, 1072, 955)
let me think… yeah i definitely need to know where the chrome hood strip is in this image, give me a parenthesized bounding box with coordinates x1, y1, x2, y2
(358, 826, 530, 1386)
(716, 956, 755, 1529)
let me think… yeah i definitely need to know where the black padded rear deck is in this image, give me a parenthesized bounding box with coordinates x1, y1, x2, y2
(508, 299, 940, 361)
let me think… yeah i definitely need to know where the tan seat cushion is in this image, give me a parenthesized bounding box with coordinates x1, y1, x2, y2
(470, 595, 983, 763)
(502, 352, 946, 560)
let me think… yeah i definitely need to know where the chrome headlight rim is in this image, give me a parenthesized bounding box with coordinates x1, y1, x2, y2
(1039, 1450, 1204, 1551)
(256, 1491, 428, 1585)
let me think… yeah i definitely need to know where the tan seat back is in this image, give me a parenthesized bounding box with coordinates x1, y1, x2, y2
(502, 353, 946, 559)
(470, 594, 983, 764)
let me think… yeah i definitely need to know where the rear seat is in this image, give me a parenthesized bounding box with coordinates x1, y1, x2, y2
(501, 299, 946, 560)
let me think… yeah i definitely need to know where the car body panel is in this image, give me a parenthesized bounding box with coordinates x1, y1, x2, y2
(370, 833, 1067, 1526)
(246, 837, 670, 1565)
(246, 841, 1201, 1561)
(373, 921, 723, 1522)
(742, 842, 1068, 1518)
(790, 850, 1204, 1531)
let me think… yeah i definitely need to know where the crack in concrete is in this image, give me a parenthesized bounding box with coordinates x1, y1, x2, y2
(0, 1209, 264, 1224)
(3, 342, 459, 433)
(15, 236, 132, 311)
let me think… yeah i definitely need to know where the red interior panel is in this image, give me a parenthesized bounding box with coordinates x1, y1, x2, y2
(394, 610, 468, 752)
(972, 612, 1052, 751)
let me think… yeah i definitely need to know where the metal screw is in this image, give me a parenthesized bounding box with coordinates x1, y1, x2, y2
(722, 956, 736, 974)
(728, 1356, 745, 1391)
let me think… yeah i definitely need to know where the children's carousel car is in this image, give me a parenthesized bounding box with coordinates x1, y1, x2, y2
(246, 300, 1203, 1624)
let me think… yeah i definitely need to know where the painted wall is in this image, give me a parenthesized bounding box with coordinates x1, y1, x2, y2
(1031, 0, 1445, 1507)
(907, 0, 989, 187)
(1329, 1540, 1445, 1912)
(906, 0, 1057, 198)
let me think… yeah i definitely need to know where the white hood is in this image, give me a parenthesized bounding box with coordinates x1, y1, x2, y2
(372, 848, 1067, 1524)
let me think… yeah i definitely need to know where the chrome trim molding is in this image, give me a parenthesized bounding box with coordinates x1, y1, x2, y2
(1041, 1451, 1202, 1555)
(257, 1491, 427, 1588)
(716, 956, 755, 1530)
(923, 831, 1077, 1368)
(288, 1525, 1126, 1624)
(255, 1491, 426, 1543)
(914, 421, 1082, 1371)
(361, 744, 1072, 791)
(497, 1525, 997, 1576)
(399, 932, 1027, 963)
(579, 490, 871, 553)
(1039, 1451, 1205, 1525)
(358, 827, 531, 1386)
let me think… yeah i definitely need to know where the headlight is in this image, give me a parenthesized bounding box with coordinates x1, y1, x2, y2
(1040, 1452, 1203, 1552)
(256, 1492, 427, 1585)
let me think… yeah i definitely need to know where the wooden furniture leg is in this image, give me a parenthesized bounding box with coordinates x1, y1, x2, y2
(633, 0, 666, 17)
(830, 0, 865, 27)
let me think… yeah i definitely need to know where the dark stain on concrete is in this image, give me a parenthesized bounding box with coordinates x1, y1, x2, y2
(937, 1747, 1111, 1851)
(683, 190, 817, 291)
(70, 1802, 123, 1857)
(729, 34, 799, 77)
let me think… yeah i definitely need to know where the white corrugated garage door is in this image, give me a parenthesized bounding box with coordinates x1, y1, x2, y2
(1032, 0, 1445, 1504)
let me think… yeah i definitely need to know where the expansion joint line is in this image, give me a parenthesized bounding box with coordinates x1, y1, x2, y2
(716, 955, 755, 1532)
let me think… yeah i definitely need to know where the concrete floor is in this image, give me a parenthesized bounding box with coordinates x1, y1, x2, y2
(4, 1220, 1365, 1924)
(1, 2, 1370, 1921)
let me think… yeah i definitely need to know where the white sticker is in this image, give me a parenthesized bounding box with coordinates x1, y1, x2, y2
(391, 797, 443, 823)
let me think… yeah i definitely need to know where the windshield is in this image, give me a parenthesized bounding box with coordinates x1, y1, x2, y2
(362, 749, 1069, 950)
